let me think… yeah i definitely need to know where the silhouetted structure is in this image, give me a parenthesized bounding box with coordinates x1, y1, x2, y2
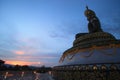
(52, 7, 120, 80)
(0, 59, 5, 71)
(85, 6, 103, 33)
(0, 59, 5, 65)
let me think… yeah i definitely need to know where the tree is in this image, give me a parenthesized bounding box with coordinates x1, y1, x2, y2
(14, 65, 22, 71)
(22, 65, 31, 70)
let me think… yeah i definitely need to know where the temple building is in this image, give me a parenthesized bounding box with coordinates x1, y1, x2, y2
(52, 7, 120, 80)
(0, 59, 5, 66)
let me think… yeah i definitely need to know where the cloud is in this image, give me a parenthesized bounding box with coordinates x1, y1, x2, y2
(0, 28, 61, 66)
(49, 31, 66, 38)
(3, 51, 60, 66)
(16, 53, 60, 61)
(13, 50, 25, 55)
(49, 19, 88, 40)
(101, 17, 120, 39)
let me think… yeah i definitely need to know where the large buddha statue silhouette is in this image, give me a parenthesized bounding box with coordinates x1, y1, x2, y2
(84, 6, 103, 33)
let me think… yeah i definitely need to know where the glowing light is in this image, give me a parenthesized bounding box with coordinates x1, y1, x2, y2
(34, 71, 37, 74)
(21, 71, 24, 77)
(38, 62, 41, 64)
(4, 72, 8, 79)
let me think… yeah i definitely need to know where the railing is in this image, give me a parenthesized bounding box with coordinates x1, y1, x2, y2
(52, 63, 120, 80)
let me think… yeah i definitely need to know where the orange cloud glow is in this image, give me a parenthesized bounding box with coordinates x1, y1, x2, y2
(14, 51, 25, 55)
(6, 60, 42, 66)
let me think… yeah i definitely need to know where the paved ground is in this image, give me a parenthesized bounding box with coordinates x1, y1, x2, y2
(35, 73, 54, 80)
(0, 71, 54, 80)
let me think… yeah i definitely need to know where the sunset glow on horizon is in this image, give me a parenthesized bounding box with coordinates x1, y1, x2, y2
(6, 60, 42, 66)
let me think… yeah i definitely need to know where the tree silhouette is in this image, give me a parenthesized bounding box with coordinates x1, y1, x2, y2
(22, 65, 31, 70)
(14, 65, 22, 71)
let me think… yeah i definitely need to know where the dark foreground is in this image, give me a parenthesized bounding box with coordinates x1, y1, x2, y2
(0, 71, 54, 80)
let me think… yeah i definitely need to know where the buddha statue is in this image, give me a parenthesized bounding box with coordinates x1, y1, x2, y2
(84, 6, 103, 33)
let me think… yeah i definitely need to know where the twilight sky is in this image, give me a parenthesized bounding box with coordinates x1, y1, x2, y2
(0, 0, 120, 67)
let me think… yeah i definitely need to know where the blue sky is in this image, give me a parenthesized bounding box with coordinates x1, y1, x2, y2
(0, 0, 120, 66)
